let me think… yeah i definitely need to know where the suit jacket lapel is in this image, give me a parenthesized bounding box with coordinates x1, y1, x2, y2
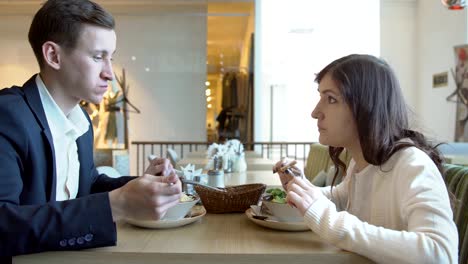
(76, 128, 93, 197)
(22, 75, 57, 201)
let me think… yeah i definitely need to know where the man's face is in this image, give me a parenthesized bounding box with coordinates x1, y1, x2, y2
(58, 24, 116, 105)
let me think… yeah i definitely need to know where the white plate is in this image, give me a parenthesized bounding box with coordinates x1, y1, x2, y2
(126, 206, 206, 229)
(245, 208, 310, 232)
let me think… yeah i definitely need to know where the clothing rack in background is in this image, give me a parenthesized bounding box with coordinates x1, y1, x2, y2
(218, 68, 251, 143)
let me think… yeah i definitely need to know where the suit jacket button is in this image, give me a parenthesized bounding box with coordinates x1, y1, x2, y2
(84, 233, 93, 242)
(77, 237, 85, 245)
(68, 238, 76, 246)
(59, 239, 67, 247)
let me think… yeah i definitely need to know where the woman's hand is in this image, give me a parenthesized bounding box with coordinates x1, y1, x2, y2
(286, 177, 324, 215)
(273, 158, 305, 191)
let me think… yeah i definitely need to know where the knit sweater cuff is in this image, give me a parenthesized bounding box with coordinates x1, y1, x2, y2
(304, 196, 330, 228)
(303, 196, 346, 245)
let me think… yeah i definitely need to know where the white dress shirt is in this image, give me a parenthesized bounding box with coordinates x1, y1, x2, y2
(36, 75, 89, 201)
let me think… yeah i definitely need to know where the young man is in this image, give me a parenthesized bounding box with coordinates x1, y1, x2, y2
(0, 0, 182, 256)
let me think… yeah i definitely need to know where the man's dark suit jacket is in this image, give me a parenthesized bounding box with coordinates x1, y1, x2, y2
(0, 75, 135, 256)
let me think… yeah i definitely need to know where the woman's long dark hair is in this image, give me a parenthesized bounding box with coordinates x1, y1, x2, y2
(315, 54, 444, 187)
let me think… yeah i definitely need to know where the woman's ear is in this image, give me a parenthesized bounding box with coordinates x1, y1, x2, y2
(42, 41, 61, 70)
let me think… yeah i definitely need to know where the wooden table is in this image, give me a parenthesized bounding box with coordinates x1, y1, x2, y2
(15, 213, 372, 264)
(222, 170, 279, 186)
(13, 171, 373, 264)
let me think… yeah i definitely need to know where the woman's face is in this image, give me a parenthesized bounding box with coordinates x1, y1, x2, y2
(311, 73, 360, 149)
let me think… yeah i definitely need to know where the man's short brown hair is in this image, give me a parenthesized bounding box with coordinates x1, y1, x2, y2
(28, 0, 115, 68)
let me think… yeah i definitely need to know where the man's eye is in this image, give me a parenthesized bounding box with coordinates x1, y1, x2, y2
(93, 56, 103, 61)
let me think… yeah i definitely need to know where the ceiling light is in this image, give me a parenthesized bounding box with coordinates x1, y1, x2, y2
(207, 103, 212, 109)
(205, 81, 210, 86)
(205, 89, 211, 96)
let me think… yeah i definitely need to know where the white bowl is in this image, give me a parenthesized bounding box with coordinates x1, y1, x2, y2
(261, 200, 303, 222)
(162, 196, 200, 221)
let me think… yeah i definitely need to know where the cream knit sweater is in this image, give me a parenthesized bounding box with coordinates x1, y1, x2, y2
(304, 146, 458, 264)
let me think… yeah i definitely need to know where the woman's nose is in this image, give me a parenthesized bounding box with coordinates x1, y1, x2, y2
(311, 103, 321, 120)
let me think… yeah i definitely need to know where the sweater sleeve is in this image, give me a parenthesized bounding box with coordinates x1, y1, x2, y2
(319, 180, 348, 212)
(304, 154, 458, 264)
(319, 160, 354, 211)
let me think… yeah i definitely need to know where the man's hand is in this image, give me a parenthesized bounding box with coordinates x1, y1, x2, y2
(144, 157, 174, 176)
(108, 172, 182, 221)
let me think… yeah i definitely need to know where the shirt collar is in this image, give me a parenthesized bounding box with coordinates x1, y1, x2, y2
(35, 75, 89, 139)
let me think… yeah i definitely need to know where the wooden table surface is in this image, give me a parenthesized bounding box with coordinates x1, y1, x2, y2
(15, 212, 373, 264)
(14, 170, 373, 264)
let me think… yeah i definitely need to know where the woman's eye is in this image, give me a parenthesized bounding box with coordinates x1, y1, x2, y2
(327, 96, 337, 104)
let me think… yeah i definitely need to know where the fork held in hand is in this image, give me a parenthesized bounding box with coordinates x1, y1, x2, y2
(273, 160, 303, 179)
(181, 179, 225, 192)
(273, 160, 297, 173)
(279, 160, 297, 173)
(285, 168, 303, 179)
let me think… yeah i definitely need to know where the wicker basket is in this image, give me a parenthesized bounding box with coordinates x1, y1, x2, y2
(194, 183, 266, 213)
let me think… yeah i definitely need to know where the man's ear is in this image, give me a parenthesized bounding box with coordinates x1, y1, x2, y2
(42, 41, 61, 70)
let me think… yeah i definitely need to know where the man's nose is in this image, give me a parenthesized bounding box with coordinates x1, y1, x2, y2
(101, 59, 114, 80)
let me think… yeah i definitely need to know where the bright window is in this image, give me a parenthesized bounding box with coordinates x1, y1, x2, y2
(255, 0, 380, 142)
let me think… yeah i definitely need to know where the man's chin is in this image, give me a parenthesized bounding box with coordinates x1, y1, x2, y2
(88, 96, 104, 105)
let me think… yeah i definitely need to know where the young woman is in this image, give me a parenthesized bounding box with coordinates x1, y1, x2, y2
(274, 54, 458, 263)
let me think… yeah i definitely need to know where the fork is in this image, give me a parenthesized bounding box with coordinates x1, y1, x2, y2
(285, 167, 304, 179)
(273, 160, 303, 179)
(181, 179, 226, 192)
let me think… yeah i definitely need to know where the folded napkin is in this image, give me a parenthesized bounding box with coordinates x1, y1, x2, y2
(250, 205, 281, 222)
(179, 164, 203, 181)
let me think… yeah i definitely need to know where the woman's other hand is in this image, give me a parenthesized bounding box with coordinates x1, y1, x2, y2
(286, 177, 324, 215)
